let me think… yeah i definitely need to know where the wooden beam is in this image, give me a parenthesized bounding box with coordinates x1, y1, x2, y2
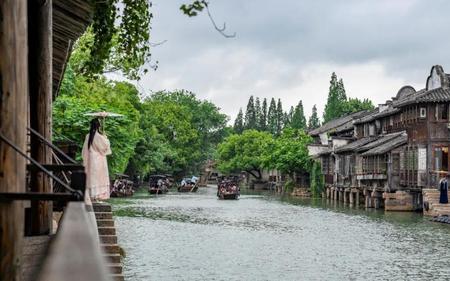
(37, 202, 110, 281)
(0, 0, 28, 279)
(28, 0, 53, 235)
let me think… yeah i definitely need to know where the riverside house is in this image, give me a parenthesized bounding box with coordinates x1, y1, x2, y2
(308, 65, 450, 213)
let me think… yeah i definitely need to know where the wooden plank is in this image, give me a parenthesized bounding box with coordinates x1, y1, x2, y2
(0, 192, 82, 202)
(27, 163, 84, 172)
(37, 202, 110, 281)
(0, 0, 28, 279)
(29, 0, 53, 235)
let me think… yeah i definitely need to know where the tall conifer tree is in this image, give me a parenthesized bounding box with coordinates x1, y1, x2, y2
(276, 98, 284, 135)
(308, 104, 321, 130)
(291, 100, 307, 130)
(255, 97, 262, 130)
(267, 98, 277, 135)
(323, 72, 347, 122)
(244, 95, 257, 130)
(260, 98, 268, 131)
(234, 108, 244, 133)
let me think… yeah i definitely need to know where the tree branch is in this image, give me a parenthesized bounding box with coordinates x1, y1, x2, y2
(204, 2, 236, 38)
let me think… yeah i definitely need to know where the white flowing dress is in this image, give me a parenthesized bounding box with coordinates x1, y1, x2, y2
(82, 132, 112, 200)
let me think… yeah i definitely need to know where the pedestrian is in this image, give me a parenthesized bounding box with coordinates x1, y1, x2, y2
(439, 177, 448, 204)
(82, 118, 112, 201)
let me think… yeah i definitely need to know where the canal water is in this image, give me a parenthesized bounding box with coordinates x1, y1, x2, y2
(111, 186, 450, 281)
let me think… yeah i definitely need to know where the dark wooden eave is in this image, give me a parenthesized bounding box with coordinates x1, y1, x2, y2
(52, 0, 93, 98)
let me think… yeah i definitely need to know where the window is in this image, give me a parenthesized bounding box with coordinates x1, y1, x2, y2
(439, 104, 448, 120)
(435, 147, 449, 172)
(420, 107, 426, 118)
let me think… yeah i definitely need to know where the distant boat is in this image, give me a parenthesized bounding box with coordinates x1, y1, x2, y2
(178, 177, 198, 192)
(217, 179, 240, 200)
(148, 175, 169, 194)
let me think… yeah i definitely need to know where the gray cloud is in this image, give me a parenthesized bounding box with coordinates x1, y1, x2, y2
(130, 0, 450, 121)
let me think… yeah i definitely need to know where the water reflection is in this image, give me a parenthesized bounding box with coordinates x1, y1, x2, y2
(112, 187, 450, 281)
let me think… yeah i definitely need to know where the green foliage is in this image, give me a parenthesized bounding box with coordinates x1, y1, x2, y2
(308, 105, 321, 130)
(128, 90, 228, 177)
(291, 101, 307, 130)
(180, 0, 208, 17)
(323, 72, 348, 122)
(233, 108, 244, 134)
(255, 97, 262, 130)
(344, 97, 374, 115)
(284, 179, 295, 193)
(276, 99, 284, 136)
(216, 130, 273, 179)
(323, 72, 374, 122)
(244, 96, 257, 130)
(310, 160, 324, 197)
(53, 66, 142, 175)
(267, 98, 277, 135)
(78, 0, 153, 80)
(260, 98, 268, 131)
(263, 128, 312, 177)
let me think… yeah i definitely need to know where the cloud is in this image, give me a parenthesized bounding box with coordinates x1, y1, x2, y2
(124, 0, 450, 122)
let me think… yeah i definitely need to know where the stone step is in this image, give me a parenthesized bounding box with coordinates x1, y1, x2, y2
(97, 219, 115, 227)
(102, 244, 120, 254)
(100, 235, 118, 244)
(104, 254, 122, 264)
(108, 264, 123, 274)
(98, 227, 116, 235)
(95, 212, 113, 220)
(93, 203, 112, 213)
(111, 274, 125, 281)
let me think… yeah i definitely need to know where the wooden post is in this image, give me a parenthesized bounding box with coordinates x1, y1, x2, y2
(28, 0, 53, 235)
(0, 0, 28, 279)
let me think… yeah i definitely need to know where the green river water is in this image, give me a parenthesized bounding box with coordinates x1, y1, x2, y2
(110, 186, 450, 281)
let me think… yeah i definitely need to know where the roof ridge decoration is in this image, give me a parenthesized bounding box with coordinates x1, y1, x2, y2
(426, 65, 449, 91)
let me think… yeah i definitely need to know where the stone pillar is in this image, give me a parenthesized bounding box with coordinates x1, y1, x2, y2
(356, 191, 360, 207)
(349, 191, 354, 205)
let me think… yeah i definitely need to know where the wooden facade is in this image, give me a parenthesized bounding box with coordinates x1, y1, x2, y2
(309, 65, 450, 211)
(0, 1, 114, 280)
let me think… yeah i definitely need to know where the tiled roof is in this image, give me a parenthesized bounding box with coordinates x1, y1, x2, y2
(361, 133, 407, 156)
(334, 137, 378, 154)
(353, 108, 380, 125)
(394, 87, 450, 107)
(356, 132, 404, 152)
(309, 110, 369, 136)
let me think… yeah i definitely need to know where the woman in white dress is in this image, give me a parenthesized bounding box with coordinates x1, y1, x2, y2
(82, 118, 112, 201)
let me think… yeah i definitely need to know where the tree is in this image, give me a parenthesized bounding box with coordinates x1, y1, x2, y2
(53, 67, 142, 175)
(310, 160, 324, 197)
(267, 98, 277, 135)
(255, 97, 262, 130)
(233, 108, 244, 134)
(128, 90, 228, 177)
(276, 98, 284, 135)
(260, 98, 268, 131)
(308, 105, 321, 130)
(244, 96, 257, 130)
(284, 106, 294, 127)
(264, 128, 312, 180)
(216, 130, 273, 180)
(291, 101, 307, 130)
(344, 97, 374, 115)
(323, 72, 347, 122)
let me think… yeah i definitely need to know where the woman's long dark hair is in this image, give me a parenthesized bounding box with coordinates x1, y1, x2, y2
(88, 118, 101, 149)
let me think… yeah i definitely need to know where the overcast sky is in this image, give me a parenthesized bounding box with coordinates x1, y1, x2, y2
(128, 0, 450, 122)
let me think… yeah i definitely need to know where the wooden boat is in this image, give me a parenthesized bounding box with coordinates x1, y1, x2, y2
(148, 175, 169, 194)
(177, 177, 198, 192)
(217, 180, 240, 200)
(110, 174, 134, 197)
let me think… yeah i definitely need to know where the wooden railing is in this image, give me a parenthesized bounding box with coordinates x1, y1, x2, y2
(37, 202, 110, 281)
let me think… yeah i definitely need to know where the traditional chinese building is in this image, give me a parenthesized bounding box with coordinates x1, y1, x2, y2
(309, 65, 450, 212)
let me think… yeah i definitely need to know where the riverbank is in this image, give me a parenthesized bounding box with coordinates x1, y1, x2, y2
(110, 186, 450, 281)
